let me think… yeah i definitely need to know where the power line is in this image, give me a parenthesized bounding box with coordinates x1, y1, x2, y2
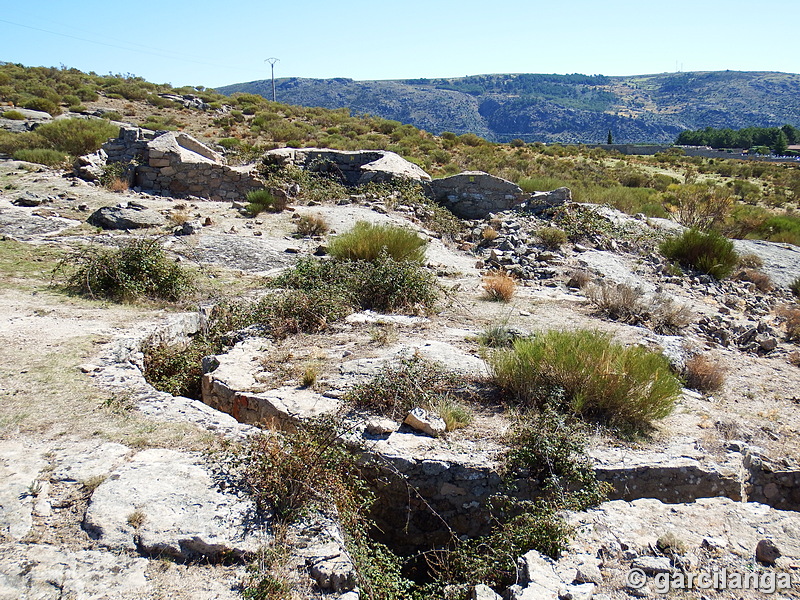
(0, 17, 246, 72)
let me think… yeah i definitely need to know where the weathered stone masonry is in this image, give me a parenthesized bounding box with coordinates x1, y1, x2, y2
(102, 127, 263, 201)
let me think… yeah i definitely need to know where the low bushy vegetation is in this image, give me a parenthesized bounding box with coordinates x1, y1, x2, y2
(327, 221, 427, 263)
(344, 355, 468, 421)
(778, 305, 800, 342)
(0, 118, 117, 159)
(536, 226, 568, 250)
(659, 228, 739, 280)
(482, 271, 516, 302)
(583, 282, 694, 334)
(225, 419, 414, 600)
(34, 118, 120, 156)
(294, 213, 329, 236)
(12, 148, 67, 166)
(683, 354, 725, 392)
(273, 253, 439, 314)
(57, 237, 196, 302)
(429, 410, 609, 591)
(489, 329, 681, 433)
(246, 189, 286, 215)
(790, 277, 800, 298)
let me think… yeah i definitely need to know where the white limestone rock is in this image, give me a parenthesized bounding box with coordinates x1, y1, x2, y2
(83, 449, 268, 560)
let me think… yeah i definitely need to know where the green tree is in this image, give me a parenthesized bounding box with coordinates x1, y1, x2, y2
(772, 129, 789, 155)
(607, 129, 613, 144)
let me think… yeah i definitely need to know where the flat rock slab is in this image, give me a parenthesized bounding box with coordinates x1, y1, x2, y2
(87, 203, 165, 229)
(568, 497, 800, 563)
(0, 439, 47, 541)
(0, 544, 148, 600)
(191, 233, 297, 273)
(84, 449, 268, 560)
(733, 238, 800, 288)
(0, 201, 80, 239)
(51, 441, 133, 483)
(576, 250, 656, 292)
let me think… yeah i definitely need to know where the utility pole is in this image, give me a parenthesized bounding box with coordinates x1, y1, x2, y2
(265, 58, 279, 102)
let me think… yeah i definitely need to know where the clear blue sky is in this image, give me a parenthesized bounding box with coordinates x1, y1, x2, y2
(1, 0, 798, 89)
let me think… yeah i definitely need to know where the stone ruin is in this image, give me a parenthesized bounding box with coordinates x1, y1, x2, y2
(91, 127, 264, 202)
(76, 127, 576, 218)
(427, 170, 572, 219)
(263, 147, 431, 186)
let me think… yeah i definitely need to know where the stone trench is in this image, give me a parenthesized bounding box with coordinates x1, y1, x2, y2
(93, 310, 800, 559)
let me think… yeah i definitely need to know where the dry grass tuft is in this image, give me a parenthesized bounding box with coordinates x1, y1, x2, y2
(566, 269, 592, 289)
(295, 213, 330, 237)
(107, 177, 129, 192)
(736, 269, 773, 292)
(483, 271, 516, 302)
(583, 281, 645, 323)
(738, 253, 764, 269)
(481, 226, 499, 242)
(684, 354, 725, 392)
(777, 305, 800, 341)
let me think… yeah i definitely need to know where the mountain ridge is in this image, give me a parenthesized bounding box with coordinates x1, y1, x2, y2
(218, 70, 800, 144)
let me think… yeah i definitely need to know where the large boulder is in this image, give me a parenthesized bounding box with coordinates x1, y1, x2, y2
(264, 148, 431, 186)
(428, 171, 527, 219)
(87, 202, 165, 229)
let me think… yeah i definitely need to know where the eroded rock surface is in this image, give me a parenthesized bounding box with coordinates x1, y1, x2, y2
(83, 448, 268, 561)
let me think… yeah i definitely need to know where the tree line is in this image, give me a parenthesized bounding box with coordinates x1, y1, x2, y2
(675, 124, 800, 154)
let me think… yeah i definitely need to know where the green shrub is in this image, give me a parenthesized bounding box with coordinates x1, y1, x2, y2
(327, 221, 427, 263)
(489, 329, 681, 432)
(1, 110, 25, 120)
(536, 226, 568, 250)
(352, 250, 439, 312)
(504, 409, 610, 509)
(100, 111, 123, 121)
(430, 410, 608, 590)
(267, 288, 353, 339)
(35, 118, 119, 156)
(0, 131, 50, 155)
(273, 253, 438, 314)
(245, 189, 286, 214)
(659, 228, 739, 280)
(477, 324, 519, 348)
(58, 237, 196, 302)
(791, 277, 800, 298)
(23, 97, 61, 116)
(12, 148, 67, 166)
(218, 137, 242, 149)
(344, 355, 466, 420)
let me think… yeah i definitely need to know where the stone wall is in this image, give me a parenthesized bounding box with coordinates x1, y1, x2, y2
(101, 127, 263, 202)
(744, 450, 800, 511)
(264, 147, 431, 186)
(427, 171, 527, 219)
(102, 127, 155, 163)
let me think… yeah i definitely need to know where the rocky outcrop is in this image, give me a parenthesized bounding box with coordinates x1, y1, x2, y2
(83, 448, 268, 561)
(87, 201, 165, 229)
(264, 147, 431, 185)
(429, 171, 528, 219)
(201, 338, 341, 429)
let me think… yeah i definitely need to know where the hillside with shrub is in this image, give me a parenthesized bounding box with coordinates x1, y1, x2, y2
(218, 70, 800, 144)
(2, 59, 800, 600)
(1, 62, 800, 247)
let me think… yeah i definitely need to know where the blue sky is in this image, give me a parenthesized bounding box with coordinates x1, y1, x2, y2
(1, 0, 798, 89)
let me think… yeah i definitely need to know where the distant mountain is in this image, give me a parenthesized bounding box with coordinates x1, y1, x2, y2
(218, 71, 800, 144)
